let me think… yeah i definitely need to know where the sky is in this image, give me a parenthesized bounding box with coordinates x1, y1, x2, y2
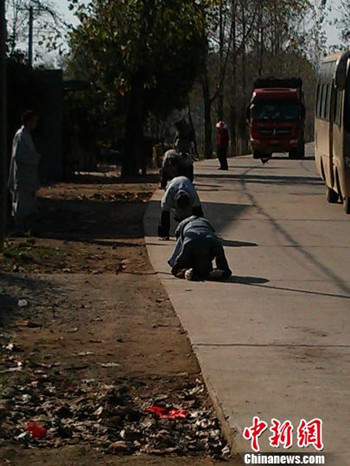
(54, 0, 80, 27)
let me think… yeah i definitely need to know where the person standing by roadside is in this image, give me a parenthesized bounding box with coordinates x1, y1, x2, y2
(8, 111, 41, 235)
(216, 120, 229, 170)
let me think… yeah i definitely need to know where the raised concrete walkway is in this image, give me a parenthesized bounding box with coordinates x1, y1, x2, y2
(144, 146, 350, 465)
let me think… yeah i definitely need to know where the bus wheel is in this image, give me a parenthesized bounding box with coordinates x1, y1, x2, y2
(344, 197, 350, 214)
(326, 187, 339, 203)
(289, 147, 304, 159)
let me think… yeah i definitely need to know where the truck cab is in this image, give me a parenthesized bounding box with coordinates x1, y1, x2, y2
(247, 77, 305, 160)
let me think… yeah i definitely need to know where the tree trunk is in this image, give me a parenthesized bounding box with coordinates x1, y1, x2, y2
(257, 0, 264, 77)
(240, 0, 248, 154)
(122, 72, 145, 177)
(230, 0, 237, 156)
(217, 0, 224, 122)
(202, 69, 213, 159)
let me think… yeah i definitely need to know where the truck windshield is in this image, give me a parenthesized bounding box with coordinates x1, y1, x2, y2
(251, 103, 299, 121)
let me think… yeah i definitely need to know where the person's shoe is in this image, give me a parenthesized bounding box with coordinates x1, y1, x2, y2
(209, 269, 225, 280)
(184, 268, 194, 281)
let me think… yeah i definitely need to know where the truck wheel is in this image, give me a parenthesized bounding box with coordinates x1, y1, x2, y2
(344, 197, 350, 214)
(297, 142, 305, 159)
(326, 187, 339, 203)
(288, 149, 298, 159)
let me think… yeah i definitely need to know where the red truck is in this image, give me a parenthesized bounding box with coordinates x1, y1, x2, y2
(247, 77, 305, 161)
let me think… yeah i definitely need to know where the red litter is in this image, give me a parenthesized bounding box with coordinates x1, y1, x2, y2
(27, 421, 48, 439)
(147, 405, 189, 419)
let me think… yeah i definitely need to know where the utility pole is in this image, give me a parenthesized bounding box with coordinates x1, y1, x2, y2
(0, 0, 7, 251)
(28, 6, 33, 67)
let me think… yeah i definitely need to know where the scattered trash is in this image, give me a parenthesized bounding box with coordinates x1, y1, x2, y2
(65, 363, 89, 371)
(15, 320, 41, 328)
(147, 405, 189, 420)
(67, 327, 78, 333)
(0, 365, 23, 374)
(93, 406, 104, 417)
(0, 374, 229, 459)
(74, 351, 95, 357)
(98, 362, 120, 368)
(27, 421, 48, 439)
(108, 440, 129, 453)
(18, 299, 28, 308)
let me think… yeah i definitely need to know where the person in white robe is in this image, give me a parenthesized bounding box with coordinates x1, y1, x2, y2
(8, 111, 40, 233)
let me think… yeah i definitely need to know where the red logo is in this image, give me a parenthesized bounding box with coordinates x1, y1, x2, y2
(297, 418, 324, 451)
(243, 417, 324, 452)
(269, 419, 293, 449)
(243, 416, 269, 452)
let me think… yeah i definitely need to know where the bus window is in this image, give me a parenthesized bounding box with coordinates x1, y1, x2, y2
(327, 84, 332, 120)
(316, 84, 321, 117)
(323, 84, 329, 120)
(344, 84, 350, 132)
(318, 84, 324, 118)
(334, 89, 342, 126)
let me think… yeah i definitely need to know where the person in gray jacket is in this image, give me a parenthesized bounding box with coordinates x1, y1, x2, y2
(168, 215, 232, 281)
(8, 111, 41, 234)
(158, 176, 203, 239)
(160, 149, 181, 188)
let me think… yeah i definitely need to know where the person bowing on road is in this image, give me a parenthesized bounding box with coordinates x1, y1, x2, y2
(158, 176, 204, 240)
(168, 215, 232, 281)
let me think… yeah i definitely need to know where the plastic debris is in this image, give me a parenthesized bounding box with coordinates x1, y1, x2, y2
(98, 362, 120, 368)
(27, 421, 48, 439)
(18, 299, 28, 308)
(147, 405, 189, 420)
(15, 320, 41, 328)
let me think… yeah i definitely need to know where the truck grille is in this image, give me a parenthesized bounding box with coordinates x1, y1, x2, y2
(258, 128, 291, 136)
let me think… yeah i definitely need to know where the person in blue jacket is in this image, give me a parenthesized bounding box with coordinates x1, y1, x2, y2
(168, 215, 232, 281)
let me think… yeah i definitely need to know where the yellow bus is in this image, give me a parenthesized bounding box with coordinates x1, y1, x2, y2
(315, 51, 350, 214)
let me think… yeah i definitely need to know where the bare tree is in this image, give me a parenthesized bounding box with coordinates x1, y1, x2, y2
(5, 0, 68, 64)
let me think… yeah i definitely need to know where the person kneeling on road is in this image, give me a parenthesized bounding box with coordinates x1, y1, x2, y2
(168, 216, 232, 281)
(158, 176, 203, 240)
(160, 149, 181, 189)
(160, 149, 196, 189)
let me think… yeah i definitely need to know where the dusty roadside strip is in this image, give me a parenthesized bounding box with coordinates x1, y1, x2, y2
(0, 172, 242, 465)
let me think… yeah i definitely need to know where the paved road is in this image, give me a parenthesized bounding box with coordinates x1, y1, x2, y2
(144, 145, 350, 465)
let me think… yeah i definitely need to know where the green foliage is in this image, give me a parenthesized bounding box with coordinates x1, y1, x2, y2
(69, 0, 208, 119)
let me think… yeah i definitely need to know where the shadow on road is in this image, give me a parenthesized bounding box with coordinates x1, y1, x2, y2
(227, 275, 269, 285)
(70, 172, 159, 186)
(235, 167, 350, 297)
(196, 172, 323, 186)
(220, 239, 258, 248)
(0, 273, 61, 327)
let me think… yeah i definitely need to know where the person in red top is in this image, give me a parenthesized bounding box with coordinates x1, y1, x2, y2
(216, 121, 229, 170)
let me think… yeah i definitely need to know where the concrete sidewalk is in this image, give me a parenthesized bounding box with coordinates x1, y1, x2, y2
(144, 146, 350, 465)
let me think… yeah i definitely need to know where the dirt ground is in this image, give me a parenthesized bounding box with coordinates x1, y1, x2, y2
(0, 171, 242, 465)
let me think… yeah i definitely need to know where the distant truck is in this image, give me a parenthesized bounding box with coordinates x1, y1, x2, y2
(247, 77, 306, 160)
